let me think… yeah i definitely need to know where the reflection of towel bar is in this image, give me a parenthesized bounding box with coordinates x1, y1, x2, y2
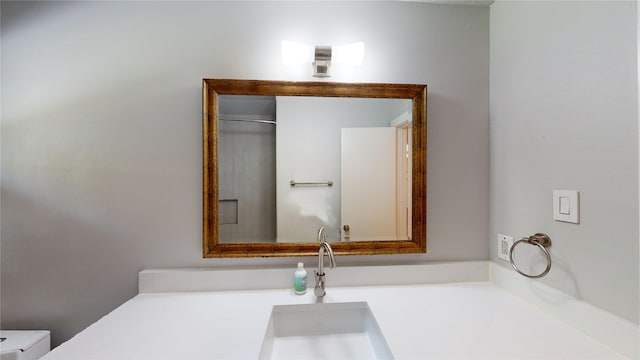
(290, 180, 333, 187)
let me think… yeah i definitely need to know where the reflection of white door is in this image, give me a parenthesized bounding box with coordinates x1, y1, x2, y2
(341, 128, 396, 241)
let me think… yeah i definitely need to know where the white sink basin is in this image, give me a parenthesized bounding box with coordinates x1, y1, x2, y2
(258, 301, 394, 359)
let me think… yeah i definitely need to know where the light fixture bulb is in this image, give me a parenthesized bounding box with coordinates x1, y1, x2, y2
(332, 42, 365, 65)
(281, 40, 314, 65)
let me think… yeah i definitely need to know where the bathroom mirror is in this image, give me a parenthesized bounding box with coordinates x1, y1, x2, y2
(203, 79, 426, 257)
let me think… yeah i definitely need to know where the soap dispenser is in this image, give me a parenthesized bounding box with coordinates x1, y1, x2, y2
(294, 262, 307, 295)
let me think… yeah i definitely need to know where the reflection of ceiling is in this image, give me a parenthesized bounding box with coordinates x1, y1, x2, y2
(219, 95, 276, 119)
(219, 95, 412, 125)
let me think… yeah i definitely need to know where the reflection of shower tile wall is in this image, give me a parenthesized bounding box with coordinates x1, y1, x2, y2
(218, 120, 276, 243)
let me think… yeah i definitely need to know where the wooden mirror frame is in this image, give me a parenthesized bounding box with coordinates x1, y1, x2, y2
(203, 79, 427, 257)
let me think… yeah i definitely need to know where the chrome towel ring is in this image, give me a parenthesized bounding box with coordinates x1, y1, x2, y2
(509, 233, 552, 279)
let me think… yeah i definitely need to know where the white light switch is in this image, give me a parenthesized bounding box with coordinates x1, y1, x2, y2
(553, 190, 579, 223)
(559, 196, 570, 215)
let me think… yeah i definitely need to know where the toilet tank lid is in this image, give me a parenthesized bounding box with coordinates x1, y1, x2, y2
(0, 330, 50, 353)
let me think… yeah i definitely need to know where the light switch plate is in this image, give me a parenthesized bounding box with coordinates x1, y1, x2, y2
(553, 190, 579, 223)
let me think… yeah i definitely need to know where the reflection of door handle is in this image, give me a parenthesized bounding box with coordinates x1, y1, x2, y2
(343, 225, 350, 241)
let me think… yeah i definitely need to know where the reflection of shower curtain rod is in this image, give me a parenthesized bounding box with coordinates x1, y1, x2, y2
(219, 115, 276, 125)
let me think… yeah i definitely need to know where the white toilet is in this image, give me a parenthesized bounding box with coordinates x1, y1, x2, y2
(0, 331, 50, 360)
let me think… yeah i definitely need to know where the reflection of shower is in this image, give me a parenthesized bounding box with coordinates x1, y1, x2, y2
(218, 95, 277, 244)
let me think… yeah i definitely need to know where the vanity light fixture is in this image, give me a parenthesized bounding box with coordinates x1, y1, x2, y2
(281, 40, 364, 77)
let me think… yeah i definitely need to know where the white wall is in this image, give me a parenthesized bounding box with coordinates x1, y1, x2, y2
(0, 1, 490, 345)
(275, 97, 405, 243)
(490, 0, 639, 323)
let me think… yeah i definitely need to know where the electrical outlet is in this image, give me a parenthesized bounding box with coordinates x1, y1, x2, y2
(497, 234, 514, 261)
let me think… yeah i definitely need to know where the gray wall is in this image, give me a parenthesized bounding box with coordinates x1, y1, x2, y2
(1, 1, 490, 346)
(490, 0, 639, 323)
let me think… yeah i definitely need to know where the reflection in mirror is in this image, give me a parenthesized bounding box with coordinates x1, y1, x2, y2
(218, 96, 412, 244)
(203, 80, 426, 257)
(218, 95, 277, 243)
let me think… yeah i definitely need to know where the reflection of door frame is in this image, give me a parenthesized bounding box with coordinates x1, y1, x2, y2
(395, 126, 412, 240)
(392, 111, 412, 241)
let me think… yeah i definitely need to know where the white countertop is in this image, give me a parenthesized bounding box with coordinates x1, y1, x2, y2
(44, 281, 624, 359)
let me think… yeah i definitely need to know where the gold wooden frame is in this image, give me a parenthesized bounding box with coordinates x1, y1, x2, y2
(203, 79, 427, 257)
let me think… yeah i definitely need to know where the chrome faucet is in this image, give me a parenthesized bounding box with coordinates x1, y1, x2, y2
(315, 227, 336, 297)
